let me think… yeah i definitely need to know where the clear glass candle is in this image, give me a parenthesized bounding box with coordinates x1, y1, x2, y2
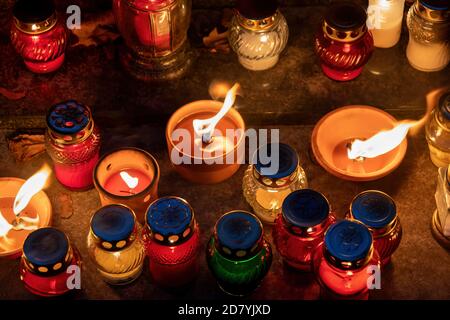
(426, 92, 450, 167)
(315, 2, 374, 81)
(206, 211, 272, 296)
(10, 0, 67, 73)
(434, 165, 450, 239)
(113, 0, 193, 80)
(406, 0, 450, 72)
(273, 189, 335, 271)
(87, 204, 145, 285)
(228, 0, 288, 71)
(143, 197, 200, 288)
(243, 143, 308, 224)
(20, 227, 82, 297)
(313, 220, 380, 300)
(93, 147, 160, 223)
(348, 190, 402, 267)
(45, 100, 101, 191)
(367, 0, 405, 48)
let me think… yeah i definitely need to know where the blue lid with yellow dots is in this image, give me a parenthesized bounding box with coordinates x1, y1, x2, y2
(91, 204, 135, 242)
(254, 143, 298, 179)
(325, 220, 372, 263)
(282, 189, 330, 228)
(47, 100, 91, 135)
(351, 191, 397, 229)
(23, 227, 69, 267)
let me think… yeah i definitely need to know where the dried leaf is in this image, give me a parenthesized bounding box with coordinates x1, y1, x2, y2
(7, 133, 45, 162)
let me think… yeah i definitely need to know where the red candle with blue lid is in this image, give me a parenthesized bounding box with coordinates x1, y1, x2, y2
(143, 196, 200, 288)
(313, 220, 380, 300)
(19, 227, 82, 297)
(348, 190, 402, 267)
(45, 100, 101, 191)
(273, 189, 335, 272)
(10, 0, 67, 73)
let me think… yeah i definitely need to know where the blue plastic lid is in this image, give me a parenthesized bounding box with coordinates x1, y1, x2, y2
(440, 92, 450, 120)
(216, 211, 262, 251)
(254, 143, 298, 179)
(420, 0, 449, 10)
(351, 191, 396, 229)
(146, 197, 193, 237)
(23, 227, 69, 266)
(282, 189, 330, 228)
(47, 100, 90, 135)
(325, 220, 372, 263)
(91, 205, 135, 242)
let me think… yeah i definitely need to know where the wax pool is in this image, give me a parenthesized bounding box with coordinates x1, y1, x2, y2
(103, 168, 152, 196)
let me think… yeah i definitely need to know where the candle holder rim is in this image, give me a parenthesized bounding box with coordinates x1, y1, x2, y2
(311, 105, 408, 181)
(93, 147, 160, 200)
(166, 100, 246, 161)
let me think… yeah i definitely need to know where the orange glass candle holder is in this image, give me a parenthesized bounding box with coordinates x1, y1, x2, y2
(0, 178, 52, 259)
(93, 147, 160, 223)
(166, 100, 245, 184)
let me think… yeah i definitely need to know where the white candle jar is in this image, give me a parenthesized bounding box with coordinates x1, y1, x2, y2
(368, 0, 405, 48)
(406, 0, 449, 72)
(228, 0, 288, 71)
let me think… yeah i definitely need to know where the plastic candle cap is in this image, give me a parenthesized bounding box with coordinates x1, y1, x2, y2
(237, 0, 278, 20)
(23, 227, 69, 267)
(351, 191, 397, 229)
(420, 0, 449, 10)
(282, 189, 330, 228)
(47, 100, 91, 135)
(254, 143, 298, 179)
(439, 92, 450, 120)
(91, 205, 135, 242)
(146, 197, 194, 244)
(325, 2, 367, 31)
(13, 0, 55, 23)
(325, 220, 372, 263)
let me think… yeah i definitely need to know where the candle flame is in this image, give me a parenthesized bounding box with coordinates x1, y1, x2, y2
(13, 165, 51, 216)
(193, 83, 241, 144)
(120, 171, 139, 189)
(0, 211, 13, 237)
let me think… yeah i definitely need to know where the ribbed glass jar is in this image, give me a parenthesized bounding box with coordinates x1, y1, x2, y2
(426, 92, 450, 167)
(87, 204, 145, 285)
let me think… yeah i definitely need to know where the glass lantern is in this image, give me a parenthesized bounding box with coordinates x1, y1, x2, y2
(243, 143, 308, 224)
(433, 165, 450, 248)
(87, 204, 145, 285)
(406, 0, 449, 72)
(315, 2, 374, 81)
(113, 0, 193, 81)
(228, 0, 288, 71)
(10, 0, 67, 73)
(426, 91, 450, 167)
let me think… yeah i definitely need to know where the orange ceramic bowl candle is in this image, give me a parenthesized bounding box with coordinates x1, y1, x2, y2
(93, 148, 160, 223)
(0, 178, 52, 259)
(166, 100, 245, 184)
(311, 105, 407, 181)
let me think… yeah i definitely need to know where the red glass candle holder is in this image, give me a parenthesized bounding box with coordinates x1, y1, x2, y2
(313, 220, 380, 300)
(45, 100, 101, 191)
(348, 190, 402, 267)
(273, 189, 335, 272)
(19, 227, 82, 297)
(314, 2, 374, 81)
(143, 197, 200, 288)
(10, 0, 67, 73)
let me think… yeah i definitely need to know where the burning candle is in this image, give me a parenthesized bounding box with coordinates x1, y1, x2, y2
(45, 100, 101, 191)
(93, 147, 160, 223)
(20, 227, 82, 297)
(166, 84, 245, 184)
(0, 166, 52, 259)
(367, 0, 405, 48)
(10, 0, 67, 73)
(143, 197, 200, 288)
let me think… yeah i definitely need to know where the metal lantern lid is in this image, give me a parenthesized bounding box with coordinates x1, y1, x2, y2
(91, 204, 136, 251)
(13, 0, 57, 34)
(253, 143, 299, 188)
(417, 0, 449, 22)
(324, 220, 373, 269)
(146, 197, 195, 246)
(46, 100, 94, 145)
(420, 0, 449, 11)
(350, 190, 397, 229)
(439, 92, 450, 120)
(23, 227, 71, 276)
(214, 210, 263, 260)
(236, 0, 278, 20)
(282, 189, 330, 230)
(323, 2, 368, 42)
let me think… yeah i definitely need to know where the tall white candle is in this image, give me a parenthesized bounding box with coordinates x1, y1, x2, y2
(368, 0, 405, 48)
